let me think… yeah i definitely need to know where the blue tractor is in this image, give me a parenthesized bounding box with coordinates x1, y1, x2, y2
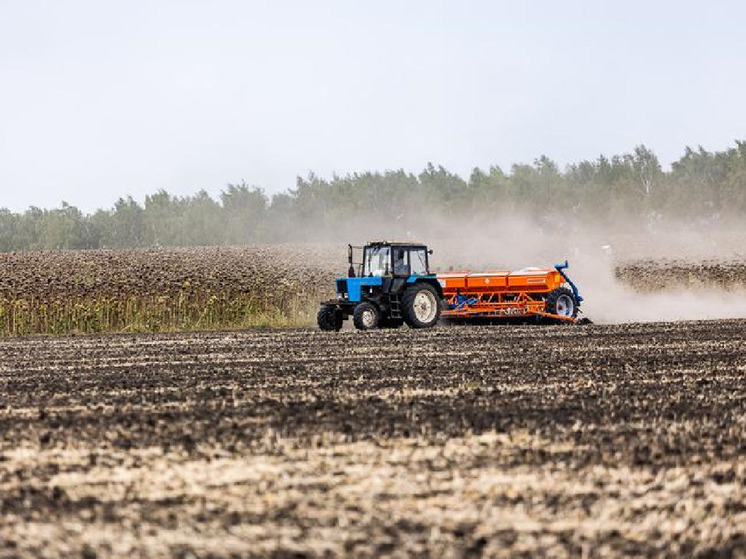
(317, 241, 444, 331)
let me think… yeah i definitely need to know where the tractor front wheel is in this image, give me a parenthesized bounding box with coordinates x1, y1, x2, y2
(402, 284, 441, 328)
(353, 302, 380, 330)
(317, 305, 343, 331)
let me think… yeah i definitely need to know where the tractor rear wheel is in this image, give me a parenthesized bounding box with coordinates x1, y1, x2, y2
(317, 305, 343, 331)
(353, 302, 380, 330)
(402, 283, 441, 328)
(545, 287, 578, 319)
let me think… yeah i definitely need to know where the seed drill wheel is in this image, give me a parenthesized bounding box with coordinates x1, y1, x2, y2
(545, 287, 578, 320)
(402, 283, 441, 328)
(353, 301, 380, 330)
(317, 305, 343, 331)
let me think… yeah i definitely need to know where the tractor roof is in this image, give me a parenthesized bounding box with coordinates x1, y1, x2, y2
(366, 241, 427, 248)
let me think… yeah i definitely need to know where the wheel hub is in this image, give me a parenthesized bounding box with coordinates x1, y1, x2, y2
(556, 294, 575, 316)
(413, 291, 437, 323)
(362, 309, 376, 328)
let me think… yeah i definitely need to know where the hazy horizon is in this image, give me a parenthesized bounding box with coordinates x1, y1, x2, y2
(2, 1, 745, 212)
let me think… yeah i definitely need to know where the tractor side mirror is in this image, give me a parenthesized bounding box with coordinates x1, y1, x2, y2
(428, 249, 433, 255)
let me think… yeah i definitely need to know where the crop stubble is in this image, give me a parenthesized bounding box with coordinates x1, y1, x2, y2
(0, 320, 744, 557)
(0, 246, 337, 335)
(616, 259, 746, 292)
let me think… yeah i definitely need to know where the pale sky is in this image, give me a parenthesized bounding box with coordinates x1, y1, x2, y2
(1, 1, 745, 212)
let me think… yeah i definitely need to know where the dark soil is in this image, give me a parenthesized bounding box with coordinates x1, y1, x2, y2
(1, 320, 745, 557)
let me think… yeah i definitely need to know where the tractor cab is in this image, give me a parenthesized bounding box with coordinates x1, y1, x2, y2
(358, 242, 432, 278)
(318, 241, 444, 331)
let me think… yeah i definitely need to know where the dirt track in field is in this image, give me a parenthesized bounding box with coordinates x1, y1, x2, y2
(1, 321, 745, 557)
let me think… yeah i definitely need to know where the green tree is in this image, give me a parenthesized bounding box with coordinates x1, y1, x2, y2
(624, 145, 662, 199)
(0, 209, 17, 252)
(220, 182, 268, 244)
(39, 202, 89, 249)
(418, 163, 468, 208)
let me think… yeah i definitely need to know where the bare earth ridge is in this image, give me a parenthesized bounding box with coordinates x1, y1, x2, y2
(1, 321, 745, 557)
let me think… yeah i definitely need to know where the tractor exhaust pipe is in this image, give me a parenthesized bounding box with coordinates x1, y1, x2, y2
(348, 244, 356, 277)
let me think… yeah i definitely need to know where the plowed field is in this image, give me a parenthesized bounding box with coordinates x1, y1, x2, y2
(1, 320, 745, 557)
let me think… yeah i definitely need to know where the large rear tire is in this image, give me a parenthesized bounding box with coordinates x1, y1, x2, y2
(545, 287, 578, 319)
(353, 301, 380, 330)
(317, 305, 343, 331)
(402, 283, 441, 328)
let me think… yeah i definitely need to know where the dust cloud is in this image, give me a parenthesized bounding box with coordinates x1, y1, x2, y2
(570, 252, 746, 324)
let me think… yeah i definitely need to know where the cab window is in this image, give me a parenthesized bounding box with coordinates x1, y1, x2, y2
(410, 249, 428, 275)
(393, 248, 409, 276)
(363, 246, 390, 277)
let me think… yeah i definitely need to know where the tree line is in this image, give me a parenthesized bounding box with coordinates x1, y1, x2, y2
(1, 141, 746, 251)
